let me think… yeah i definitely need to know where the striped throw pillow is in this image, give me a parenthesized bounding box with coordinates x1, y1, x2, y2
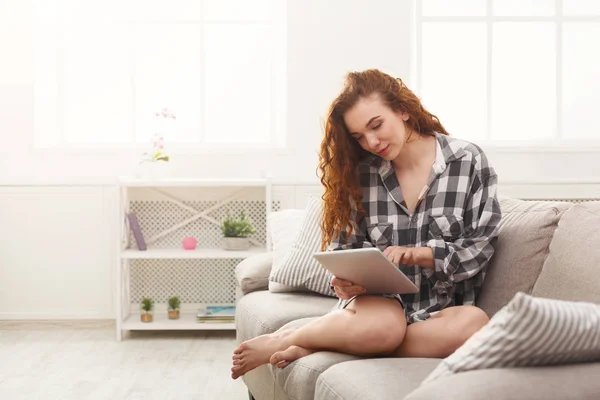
(267, 208, 306, 293)
(422, 292, 600, 386)
(269, 196, 335, 297)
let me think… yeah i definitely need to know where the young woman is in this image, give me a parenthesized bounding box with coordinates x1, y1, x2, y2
(231, 69, 501, 380)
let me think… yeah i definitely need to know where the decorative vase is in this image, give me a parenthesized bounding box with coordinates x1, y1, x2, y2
(183, 237, 197, 250)
(141, 312, 153, 323)
(223, 237, 250, 251)
(168, 309, 180, 320)
(143, 161, 169, 181)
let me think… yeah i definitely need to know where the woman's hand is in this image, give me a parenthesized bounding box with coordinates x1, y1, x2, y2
(383, 246, 417, 266)
(331, 276, 366, 300)
(383, 246, 435, 268)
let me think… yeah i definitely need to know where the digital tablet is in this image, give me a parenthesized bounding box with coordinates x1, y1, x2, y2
(313, 247, 419, 295)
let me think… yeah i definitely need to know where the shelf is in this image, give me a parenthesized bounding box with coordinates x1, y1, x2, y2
(118, 177, 268, 187)
(116, 177, 272, 340)
(122, 312, 235, 331)
(121, 247, 267, 259)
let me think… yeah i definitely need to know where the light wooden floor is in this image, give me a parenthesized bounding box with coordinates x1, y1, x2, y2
(0, 320, 248, 400)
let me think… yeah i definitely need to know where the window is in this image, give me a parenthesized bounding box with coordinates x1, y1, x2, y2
(32, 0, 287, 150)
(414, 0, 600, 147)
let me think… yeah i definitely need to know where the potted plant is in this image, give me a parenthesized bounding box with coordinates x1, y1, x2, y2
(138, 108, 175, 180)
(167, 296, 181, 320)
(140, 297, 154, 323)
(221, 210, 256, 250)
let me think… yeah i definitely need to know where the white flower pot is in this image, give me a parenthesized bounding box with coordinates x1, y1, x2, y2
(144, 161, 169, 181)
(223, 237, 250, 251)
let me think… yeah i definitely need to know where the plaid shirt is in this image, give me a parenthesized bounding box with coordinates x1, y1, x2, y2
(329, 133, 501, 323)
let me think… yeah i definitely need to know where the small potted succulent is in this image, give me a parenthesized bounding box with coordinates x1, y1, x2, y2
(168, 296, 181, 320)
(221, 210, 256, 250)
(140, 297, 154, 323)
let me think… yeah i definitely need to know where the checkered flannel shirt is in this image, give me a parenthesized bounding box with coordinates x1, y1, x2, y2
(329, 133, 501, 323)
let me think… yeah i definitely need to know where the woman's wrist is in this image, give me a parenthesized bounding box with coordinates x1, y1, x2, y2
(414, 247, 435, 269)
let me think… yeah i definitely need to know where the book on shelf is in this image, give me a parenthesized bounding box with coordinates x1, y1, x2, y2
(126, 212, 147, 251)
(197, 305, 235, 322)
(197, 318, 234, 323)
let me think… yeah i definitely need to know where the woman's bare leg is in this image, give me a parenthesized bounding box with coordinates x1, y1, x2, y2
(231, 295, 406, 379)
(392, 305, 489, 358)
(262, 305, 489, 370)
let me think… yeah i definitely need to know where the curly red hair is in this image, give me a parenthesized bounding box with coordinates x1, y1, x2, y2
(318, 69, 449, 250)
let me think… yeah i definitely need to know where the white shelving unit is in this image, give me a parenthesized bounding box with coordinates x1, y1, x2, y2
(121, 248, 267, 260)
(115, 178, 272, 341)
(121, 309, 236, 331)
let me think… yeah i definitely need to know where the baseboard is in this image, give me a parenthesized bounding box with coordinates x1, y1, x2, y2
(0, 319, 114, 330)
(0, 312, 114, 320)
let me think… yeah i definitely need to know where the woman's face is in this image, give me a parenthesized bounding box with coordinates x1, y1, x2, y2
(343, 94, 410, 160)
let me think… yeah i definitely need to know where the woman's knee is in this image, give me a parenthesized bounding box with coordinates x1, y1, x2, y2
(450, 305, 489, 344)
(462, 306, 489, 333)
(357, 322, 406, 354)
(348, 297, 407, 354)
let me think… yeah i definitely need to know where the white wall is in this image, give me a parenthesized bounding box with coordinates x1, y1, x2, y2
(1, 0, 598, 184)
(0, 186, 115, 319)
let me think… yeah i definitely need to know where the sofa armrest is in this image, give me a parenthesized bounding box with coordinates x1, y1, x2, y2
(404, 362, 600, 400)
(235, 252, 274, 295)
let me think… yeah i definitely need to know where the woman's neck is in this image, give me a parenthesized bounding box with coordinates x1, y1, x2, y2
(392, 133, 436, 172)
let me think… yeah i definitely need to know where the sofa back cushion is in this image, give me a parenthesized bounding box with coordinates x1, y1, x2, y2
(267, 208, 306, 292)
(532, 202, 600, 303)
(477, 198, 572, 317)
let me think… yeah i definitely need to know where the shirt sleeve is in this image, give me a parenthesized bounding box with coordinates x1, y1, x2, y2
(424, 173, 501, 295)
(328, 206, 375, 251)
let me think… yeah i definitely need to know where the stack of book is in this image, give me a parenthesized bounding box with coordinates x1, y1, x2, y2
(197, 305, 236, 323)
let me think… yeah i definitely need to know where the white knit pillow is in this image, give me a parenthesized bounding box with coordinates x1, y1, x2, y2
(422, 292, 600, 385)
(269, 196, 335, 297)
(267, 208, 306, 292)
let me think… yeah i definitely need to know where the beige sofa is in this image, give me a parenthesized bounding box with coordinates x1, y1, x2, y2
(234, 199, 600, 400)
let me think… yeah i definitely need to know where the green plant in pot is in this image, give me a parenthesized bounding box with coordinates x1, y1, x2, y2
(167, 296, 181, 320)
(221, 210, 256, 250)
(140, 297, 154, 323)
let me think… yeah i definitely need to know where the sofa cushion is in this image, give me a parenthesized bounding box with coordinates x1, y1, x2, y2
(405, 363, 600, 400)
(532, 202, 600, 303)
(236, 290, 336, 341)
(422, 292, 600, 385)
(235, 252, 273, 295)
(236, 292, 336, 400)
(267, 317, 361, 400)
(476, 198, 572, 317)
(267, 208, 306, 292)
(314, 358, 441, 400)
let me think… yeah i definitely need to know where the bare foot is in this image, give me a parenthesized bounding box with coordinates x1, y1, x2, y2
(269, 345, 315, 368)
(231, 330, 293, 379)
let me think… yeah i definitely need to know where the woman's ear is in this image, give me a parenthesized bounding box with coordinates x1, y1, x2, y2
(401, 112, 410, 122)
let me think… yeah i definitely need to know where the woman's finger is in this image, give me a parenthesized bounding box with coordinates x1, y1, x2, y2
(385, 252, 395, 263)
(345, 284, 361, 291)
(336, 290, 351, 300)
(399, 251, 407, 264)
(332, 277, 353, 287)
(344, 286, 366, 297)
